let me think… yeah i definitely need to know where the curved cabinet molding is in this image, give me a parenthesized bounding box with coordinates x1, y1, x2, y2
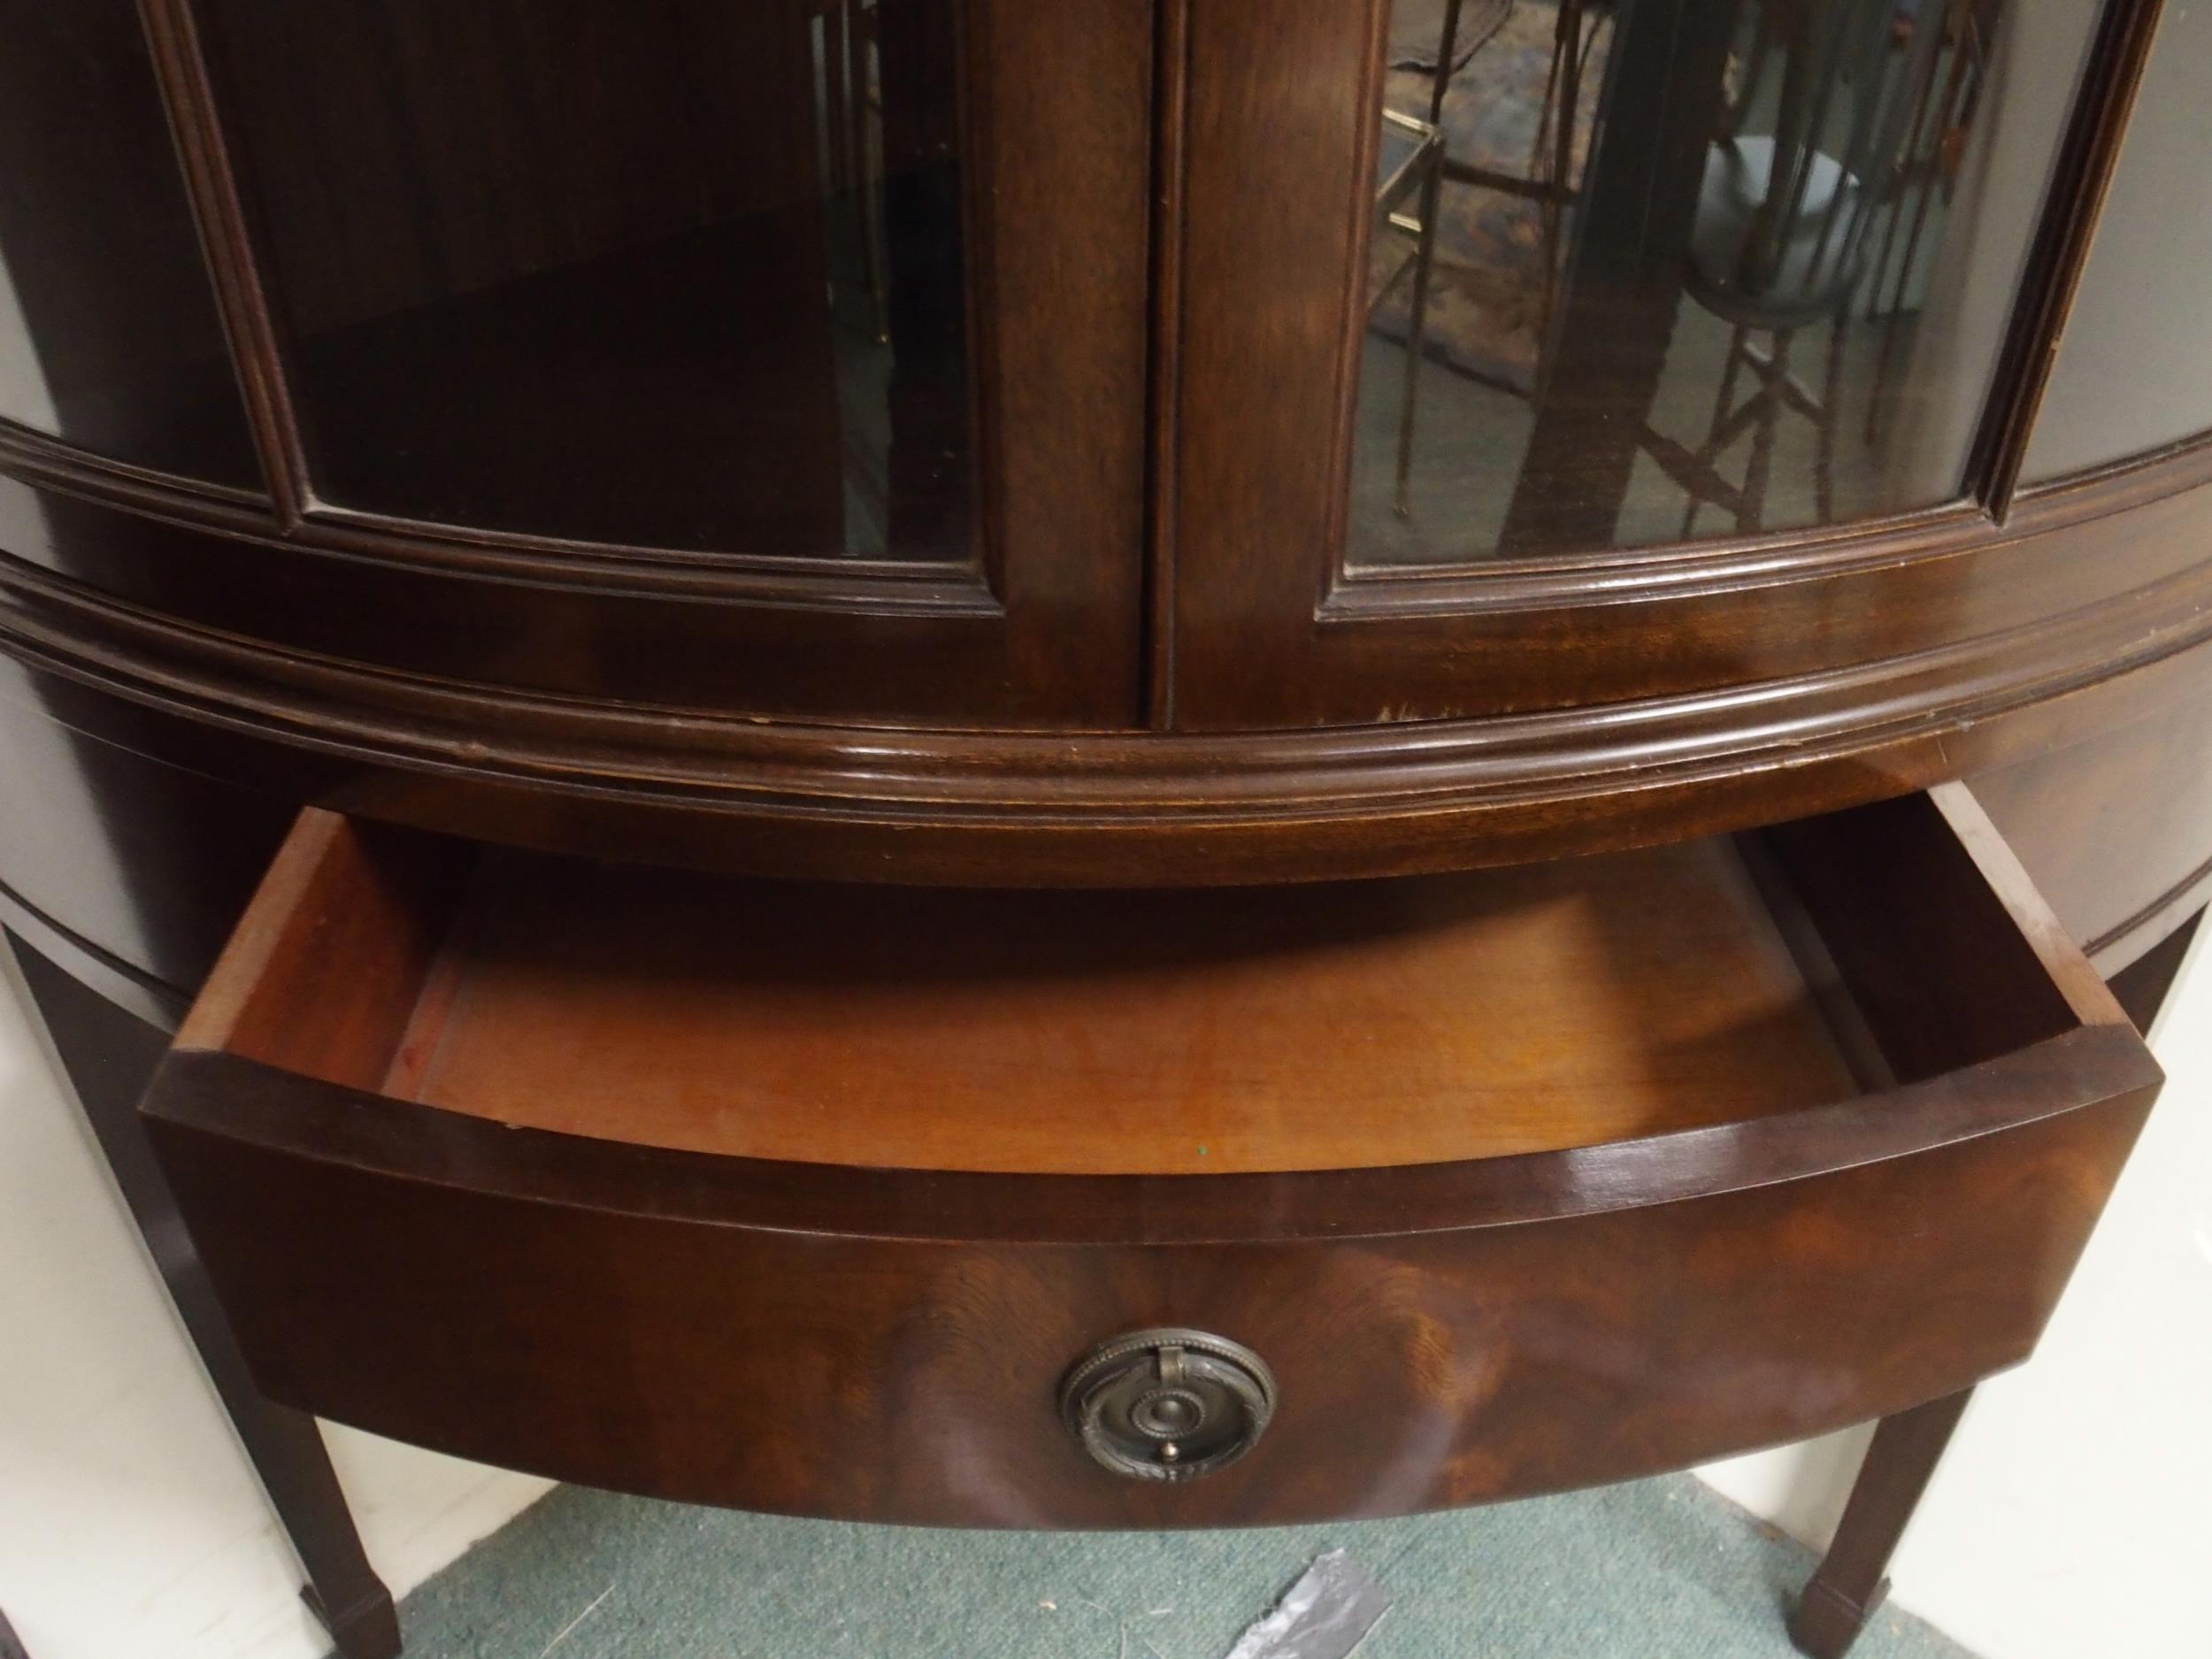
(1, 0, 2209, 886)
(1159, 0, 2150, 729)
(6, 440, 2212, 883)
(50, 0, 1159, 731)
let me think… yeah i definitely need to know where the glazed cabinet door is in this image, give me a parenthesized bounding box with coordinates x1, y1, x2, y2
(1160, 0, 2145, 729)
(0, 0, 1151, 726)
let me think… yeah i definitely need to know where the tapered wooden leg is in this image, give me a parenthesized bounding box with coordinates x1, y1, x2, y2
(4, 931, 400, 1659)
(1790, 1388, 1974, 1658)
(1792, 905, 2198, 1657)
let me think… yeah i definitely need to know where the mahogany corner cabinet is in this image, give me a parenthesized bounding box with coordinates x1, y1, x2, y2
(3, 0, 2208, 1654)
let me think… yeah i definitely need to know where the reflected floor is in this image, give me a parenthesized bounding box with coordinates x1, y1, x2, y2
(1351, 293, 1932, 566)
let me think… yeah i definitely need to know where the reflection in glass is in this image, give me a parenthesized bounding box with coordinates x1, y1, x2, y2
(1352, 0, 2038, 563)
(0, 0, 260, 484)
(2023, 0, 2212, 482)
(199, 0, 971, 557)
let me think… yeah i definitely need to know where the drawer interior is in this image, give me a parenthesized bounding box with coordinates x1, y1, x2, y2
(180, 792, 2093, 1177)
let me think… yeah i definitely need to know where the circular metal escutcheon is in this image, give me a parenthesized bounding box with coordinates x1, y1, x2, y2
(1058, 1328, 1278, 1481)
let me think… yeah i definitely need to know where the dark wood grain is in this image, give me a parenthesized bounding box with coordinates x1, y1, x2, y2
(0, 0, 2200, 881)
(0, 0, 259, 485)
(0, 662, 292, 995)
(1165, 0, 2124, 730)
(0, 7, 2199, 1643)
(1975, 694, 2212, 972)
(1792, 896, 2208, 1659)
(1789, 1389, 1977, 1659)
(134, 0, 311, 523)
(1757, 787, 2102, 1083)
(134, 791, 2160, 1522)
(4, 931, 398, 1659)
(142, 1034, 2156, 1526)
(2107, 909, 2203, 1037)
(379, 831, 1858, 1175)
(127, 0, 1154, 728)
(10, 473, 2212, 886)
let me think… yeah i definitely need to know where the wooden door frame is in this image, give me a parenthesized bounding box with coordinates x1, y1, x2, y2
(63, 0, 1159, 728)
(1158, 0, 2174, 732)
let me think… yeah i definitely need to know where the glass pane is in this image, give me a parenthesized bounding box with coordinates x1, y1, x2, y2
(198, 0, 971, 558)
(2023, 0, 2212, 482)
(1350, 0, 2098, 564)
(0, 0, 259, 485)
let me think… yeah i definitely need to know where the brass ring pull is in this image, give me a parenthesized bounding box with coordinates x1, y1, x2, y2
(1058, 1328, 1277, 1482)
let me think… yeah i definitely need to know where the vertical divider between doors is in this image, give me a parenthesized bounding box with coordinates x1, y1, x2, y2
(136, 0, 314, 530)
(1972, 0, 2167, 518)
(1317, 0, 1397, 611)
(1145, 0, 1193, 729)
(1166, 0, 1399, 727)
(954, 0, 1011, 606)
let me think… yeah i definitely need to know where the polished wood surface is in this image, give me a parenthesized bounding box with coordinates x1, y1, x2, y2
(138, 788, 2161, 1521)
(0, 661, 291, 995)
(145, 1080, 2150, 1525)
(196, 813, 1854, 1174)
(1976, 666, 2212, 971)
(7, 454, 2212, 887)
(195, 0, 881, 555)
(4, 932, 397, 1659)
(1788, 1389, 1976, 1659)
(2108, 910, 2204, 1037)
(0, 8, 2201, 1639)
(0, 0, 258, 484)
(0, 0, 2201, 887)
(1164, 0, 2137, 731)
(1790, 892, 2207, 1659)
(119, 0, 1156, 729)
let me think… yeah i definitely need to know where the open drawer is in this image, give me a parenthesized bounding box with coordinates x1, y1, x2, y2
(141, 786, 2162, 1526)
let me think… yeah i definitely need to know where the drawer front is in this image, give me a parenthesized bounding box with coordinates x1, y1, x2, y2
(146, 1046, 2148, 1526)
(137, 784, 2163, 1525)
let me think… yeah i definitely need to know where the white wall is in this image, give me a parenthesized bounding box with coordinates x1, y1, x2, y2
(0, 949, 550, 1659)
(1701, 941, 2212, 1659)
(3, 935, 2204, 1659)
(0, 252, 61, 437)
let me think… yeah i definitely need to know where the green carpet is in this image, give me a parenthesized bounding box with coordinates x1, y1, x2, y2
(371, 1475, 1977, 1659)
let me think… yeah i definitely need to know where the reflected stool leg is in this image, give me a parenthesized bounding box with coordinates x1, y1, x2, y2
(1395, 140, 1445, 518)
